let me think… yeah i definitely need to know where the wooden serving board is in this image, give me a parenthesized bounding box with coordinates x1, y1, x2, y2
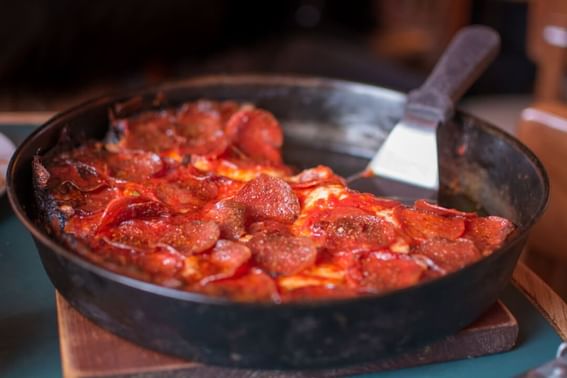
(56, 293, 518, 378)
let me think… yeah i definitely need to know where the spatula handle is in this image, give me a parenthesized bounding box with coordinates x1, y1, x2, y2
(406, 25, 501, 123)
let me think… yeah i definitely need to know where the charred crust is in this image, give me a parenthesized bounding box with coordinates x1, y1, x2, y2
(32, 155, 67, 236)
(32, 156, 50, 189)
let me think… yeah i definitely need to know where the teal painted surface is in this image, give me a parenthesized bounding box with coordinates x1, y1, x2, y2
(357, 286, 563, 378)
(0, 200, 61, 378)
(1, 126, 61, 378)
(0, 126, 562, 378)
(1, 125, 36, 149)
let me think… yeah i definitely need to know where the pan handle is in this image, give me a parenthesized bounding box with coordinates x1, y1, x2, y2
(405, 25, 501, 124)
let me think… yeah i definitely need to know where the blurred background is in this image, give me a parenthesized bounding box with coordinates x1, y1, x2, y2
(2, 0, 567, 297)
(0, 0, 534, 110)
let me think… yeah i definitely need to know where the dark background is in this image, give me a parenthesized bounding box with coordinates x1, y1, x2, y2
(0, 0, 534, 109)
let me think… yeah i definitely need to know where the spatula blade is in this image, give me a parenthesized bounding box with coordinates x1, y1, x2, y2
(367, 115, 439, 190)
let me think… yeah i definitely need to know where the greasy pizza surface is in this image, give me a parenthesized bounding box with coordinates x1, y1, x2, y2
(33, 100, 515, 302)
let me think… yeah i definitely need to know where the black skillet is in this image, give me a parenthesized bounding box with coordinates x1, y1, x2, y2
(7, 74, 548, 369)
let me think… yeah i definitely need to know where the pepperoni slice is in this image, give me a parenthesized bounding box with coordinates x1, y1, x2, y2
(324, 249, 358, 270)
(100, 217, 220, 257)
(414, 199, 475, 218)
(290, 166, 346, 189)
(336, 192, 401, 213)
(51, 183, 116, 218)
(155, 182, 203, 211)
(331, 215, 397, 250)
(210, 240, 251, 269)
(117, 112, 180, 153)
(160, 220, 220, 255)
(234, 174, 300, 224)
(106, 150, 164, 182)
(218, 101, 244, 123)
(71, 187, 119, 216)
(48, 160, 107, 193)
(225, 109, 283, 163)
(175, 101, 229, 157)
(311, 211, 397, 251)
(304, 207, 367, 241)
(101, 218, 168, 251)
(205, 199, 246, 240)
(201, 240, 252, 283)
(396, 207, 465, 241)
(65, 142, 109, 174)
(248, 233, 317, 276)
(155, 176, 218, 211)
(312, 207, 369, 225)
(97, 197, 168, 232)
(413, 238, 481, 273)
(199, 268, 280, 302)
(464, 216, 515, 255)
(359, 252, 426, 293)
(248, 220, 292, 235)
(138, 250, 184, 277)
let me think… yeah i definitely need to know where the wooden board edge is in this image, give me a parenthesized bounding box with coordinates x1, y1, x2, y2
(56, 292, 197, 378)
(513, 261, 567, 340)
(78, 363, 193, 378)
(0, 111, 55, 125)
(56, 292, 78, 378)
(497, 299, 519, 329)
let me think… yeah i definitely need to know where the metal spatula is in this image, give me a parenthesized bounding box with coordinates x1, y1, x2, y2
(349, 25, 500, 199)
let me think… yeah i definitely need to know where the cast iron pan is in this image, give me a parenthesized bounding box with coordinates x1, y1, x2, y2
(7, 75, 548, 369)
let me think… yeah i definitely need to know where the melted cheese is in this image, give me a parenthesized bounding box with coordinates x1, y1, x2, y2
(302, 185, 346, 210)
(192, 157, 288, 182)
(390, 238, 410, 254)
(278, 264, 345, 291)
(278, 276, 330, 290)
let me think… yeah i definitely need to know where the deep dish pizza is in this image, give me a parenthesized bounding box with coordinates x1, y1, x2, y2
(33, 100, 515, 302)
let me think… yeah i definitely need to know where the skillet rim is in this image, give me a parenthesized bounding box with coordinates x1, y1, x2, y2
(6, 73, 550, 308)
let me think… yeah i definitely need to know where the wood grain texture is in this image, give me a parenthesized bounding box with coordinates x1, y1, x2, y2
(513, 261, 567, 341)
(56, 293, 518, 378)
(527, 0, 567, 101)
(517, 103, 567, 300)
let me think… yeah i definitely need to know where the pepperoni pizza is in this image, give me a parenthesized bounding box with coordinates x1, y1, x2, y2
(33, 100, 515, 302)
